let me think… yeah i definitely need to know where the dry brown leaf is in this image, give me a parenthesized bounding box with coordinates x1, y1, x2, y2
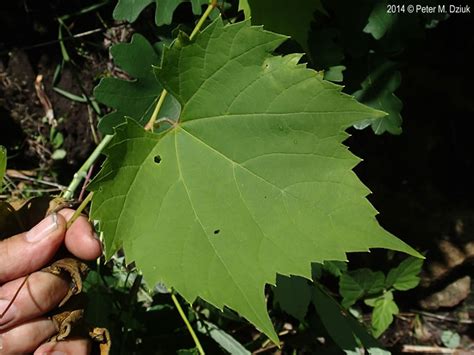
(42, 257, 89, 306)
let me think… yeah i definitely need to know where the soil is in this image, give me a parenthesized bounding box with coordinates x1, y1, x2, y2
(0, 43, 105, 169)
(0, 0, 114, 179)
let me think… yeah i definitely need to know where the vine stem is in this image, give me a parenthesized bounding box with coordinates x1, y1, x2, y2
(171, 292, 205, 355)
(62, 134, 113, 200)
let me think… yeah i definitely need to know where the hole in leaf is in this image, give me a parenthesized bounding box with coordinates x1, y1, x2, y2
(154, 155, 162, 164)
(213, 229, 220, 235)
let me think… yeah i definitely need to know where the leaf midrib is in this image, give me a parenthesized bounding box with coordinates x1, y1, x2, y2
(172, 128, 270, 331)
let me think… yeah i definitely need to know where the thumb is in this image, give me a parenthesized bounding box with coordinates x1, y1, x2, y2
(0, 213, 67, 283)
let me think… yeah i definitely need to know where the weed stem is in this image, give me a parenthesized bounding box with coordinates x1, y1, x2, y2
(171, 292, 205, 355)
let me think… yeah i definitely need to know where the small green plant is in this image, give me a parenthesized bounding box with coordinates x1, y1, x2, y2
(441, 330, 461, 349)
(49, 125, 66, 160)
(339, 257, 423, 337)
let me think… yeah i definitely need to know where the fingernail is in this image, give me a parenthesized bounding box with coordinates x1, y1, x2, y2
(0, 299, 17, 325)
(25, 213, 58, 243)
(0, 334, 4, 351)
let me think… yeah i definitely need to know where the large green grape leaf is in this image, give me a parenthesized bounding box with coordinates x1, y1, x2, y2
(90, 19, 420, 343)
(113, 0, 208, 26)
(94, 34, 180, 134)
(242, 0, 326, 54)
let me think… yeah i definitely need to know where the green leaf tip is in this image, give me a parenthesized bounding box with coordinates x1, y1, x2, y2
(90, 18, 420, 344)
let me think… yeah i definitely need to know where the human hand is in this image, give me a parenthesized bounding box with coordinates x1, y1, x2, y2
(0, 209, 102, 354)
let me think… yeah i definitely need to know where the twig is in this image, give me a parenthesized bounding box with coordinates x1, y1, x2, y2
(401, 345, 456, 353)
(20, 188, 63, 194)
(35, 74, 56, 127)
(258, 329, 291, 352)
(252, 343, 280, 354)
(87, 105, 100, 145)
(6, 170, 66, 189)
(409, 310, 474, 324)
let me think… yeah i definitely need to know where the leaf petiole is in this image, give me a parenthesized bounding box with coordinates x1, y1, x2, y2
(66, 191, 94, 229)
(144, 1, 217, 132)
(144, 89, 169, 131)
(190, 0, 218, 41)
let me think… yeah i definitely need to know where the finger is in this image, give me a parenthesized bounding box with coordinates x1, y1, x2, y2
(58, 209, 102, 261)
(0, 317, 56, 354)
(0, 272, 68, 330)
(34, 337, 91, 355)
(0, 213, 67, 283)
